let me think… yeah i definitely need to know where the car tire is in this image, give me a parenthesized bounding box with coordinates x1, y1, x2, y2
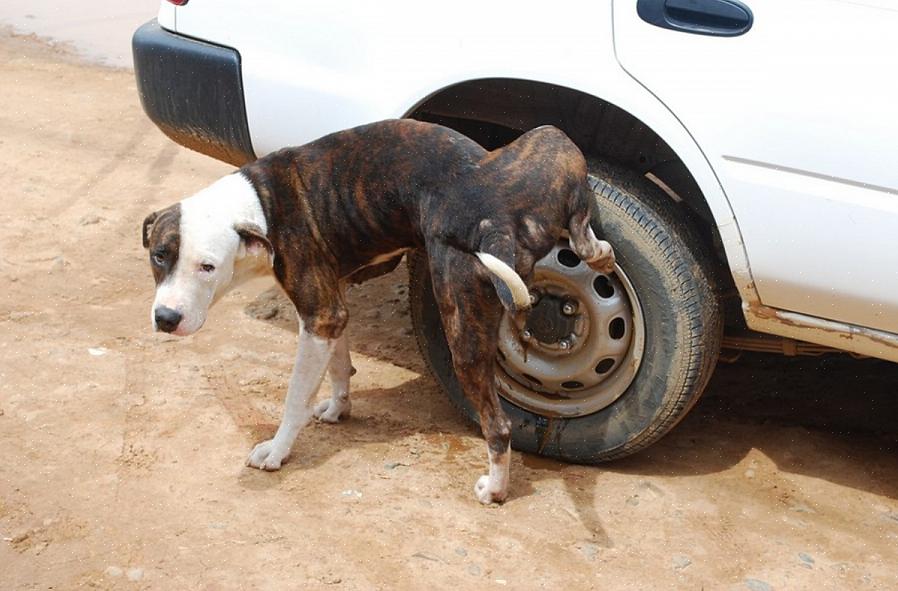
(408, 162, 723, 462)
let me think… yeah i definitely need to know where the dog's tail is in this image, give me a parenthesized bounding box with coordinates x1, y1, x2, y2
(474, 230, 530, 313)
(475, 251, 530, 312)
(567, 182, 615, 273)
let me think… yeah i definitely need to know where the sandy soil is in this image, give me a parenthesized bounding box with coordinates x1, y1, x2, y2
(1, 30, 897, 591)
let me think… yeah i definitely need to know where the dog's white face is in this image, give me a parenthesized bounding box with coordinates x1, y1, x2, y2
(143, 174, 272, 336)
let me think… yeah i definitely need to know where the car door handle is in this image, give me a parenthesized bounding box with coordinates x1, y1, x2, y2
(637, 0, 753, 37)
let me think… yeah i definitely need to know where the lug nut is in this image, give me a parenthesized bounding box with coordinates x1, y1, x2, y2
(529, 293, 539, 306)
(562, 301, 578, 316)
(559, 338, 571, 350)
(521, 330, 532, 341)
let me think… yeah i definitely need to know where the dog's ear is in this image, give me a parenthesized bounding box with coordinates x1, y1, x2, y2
(142, 211, 160, 249)
(235, 223, 274, 266)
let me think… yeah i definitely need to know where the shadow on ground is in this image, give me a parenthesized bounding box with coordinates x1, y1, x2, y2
(243, 273, 898, 509)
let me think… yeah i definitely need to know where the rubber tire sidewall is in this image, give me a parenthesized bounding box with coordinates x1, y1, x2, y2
(409, 167, 722, 463)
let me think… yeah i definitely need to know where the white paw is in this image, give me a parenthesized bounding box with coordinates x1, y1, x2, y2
(314, 398, 351, 423)
(474, 474, 508, 505)
(245, 438, 290, 471)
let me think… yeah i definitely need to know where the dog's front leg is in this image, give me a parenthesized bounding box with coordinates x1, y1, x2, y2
(313, 332, 353, 423)
(246, 321, 336, 471)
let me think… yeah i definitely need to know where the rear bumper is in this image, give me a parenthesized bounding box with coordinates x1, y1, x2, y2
(132, 20, 256, 166)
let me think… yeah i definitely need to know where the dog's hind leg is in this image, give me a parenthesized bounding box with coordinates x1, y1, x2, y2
(428, 244, 512, 504)
(314, 332, 354, 423)
(246, 319, 336, 470)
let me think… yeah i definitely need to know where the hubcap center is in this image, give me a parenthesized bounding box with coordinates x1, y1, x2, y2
(525, 293, 577, 344)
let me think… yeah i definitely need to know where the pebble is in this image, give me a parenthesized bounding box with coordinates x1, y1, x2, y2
(104, 566, 123, 578)
(798, 552, 815, 565)
(744, 469, 756, 478)
(454, 547, 467, 557)
(578, 542, 600, 561)
(340, 489, 362, 498)
(126, 568, 144, 581)
(672, 555, 692, 570)
(745, 578, 772, 591)
(467, 564, 481, 576)
(79, 214, 103, 225)
(49, 256, 66, 273)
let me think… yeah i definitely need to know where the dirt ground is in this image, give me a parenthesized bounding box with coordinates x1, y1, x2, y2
(1, 29, 897, 591)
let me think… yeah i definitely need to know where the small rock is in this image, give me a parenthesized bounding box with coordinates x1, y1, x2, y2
(745, 578, 772, 591)
(340, 489, 362, 498)
(384, 461, 406, 470)
(411, 552, 440, 562)
(88, 347, 108, 357)
(495, 579, 507, 585)
(79, 214, 103, 226)
(126, 568, 144, 581)
(467, 564, 481, 576)
(454, 547, 467, 557)
(626, 496, 640, 506)
(744, 469, 756, 478)
(638, 481, 665, 497)
(672, 555, 692, 570)
(49, 256, 66, 273)
(104, 566, 123, 578)
(798, 552, 815, 565)
(578, 543, 600, 561)
(885, 512, 898, 523)
(790, 503, 816, 514)
(321, 575, 342, 585)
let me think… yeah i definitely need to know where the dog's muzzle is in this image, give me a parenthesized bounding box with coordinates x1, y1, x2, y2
(154, 306, 183, 333)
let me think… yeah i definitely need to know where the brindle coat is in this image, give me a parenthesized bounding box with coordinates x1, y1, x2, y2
(241, 120, 610, 498)
(145, 119, 613, 503)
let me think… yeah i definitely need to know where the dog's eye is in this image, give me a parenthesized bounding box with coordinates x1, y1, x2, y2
(200, 263, 216, 273)
(152, 252, 165, 265)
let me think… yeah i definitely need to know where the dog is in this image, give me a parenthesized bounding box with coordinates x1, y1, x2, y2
(142, 119, 614, 504)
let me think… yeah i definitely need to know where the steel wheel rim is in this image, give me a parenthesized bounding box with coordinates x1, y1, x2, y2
(495, 240, 645, 417)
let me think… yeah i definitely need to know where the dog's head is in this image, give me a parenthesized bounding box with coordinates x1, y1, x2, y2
(142, 174, 273, 336)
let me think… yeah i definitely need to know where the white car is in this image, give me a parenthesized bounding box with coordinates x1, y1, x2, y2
(132, 0, 898, 462)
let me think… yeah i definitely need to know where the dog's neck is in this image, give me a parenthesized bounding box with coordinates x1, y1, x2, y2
(181, 172, 268, 235)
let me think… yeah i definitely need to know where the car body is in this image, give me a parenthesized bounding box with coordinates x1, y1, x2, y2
(133, 0, 898, 460)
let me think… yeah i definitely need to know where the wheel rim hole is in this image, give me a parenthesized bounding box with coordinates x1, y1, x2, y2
(595, 358, 615, 374)
(561, 381, 584, 390)
(593, 275, 614, 298)
(522, 373, 543, 386)
(609, 317, 626, 339)
(557, 249, 581, 268)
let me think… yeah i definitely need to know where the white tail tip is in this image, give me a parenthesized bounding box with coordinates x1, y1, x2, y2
(475, 252, 530, 309)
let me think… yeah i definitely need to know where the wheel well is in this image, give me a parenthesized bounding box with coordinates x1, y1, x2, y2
(407, 77, 741, 323)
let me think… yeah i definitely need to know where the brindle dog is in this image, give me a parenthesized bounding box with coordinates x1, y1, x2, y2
(142, 119, 614, 504)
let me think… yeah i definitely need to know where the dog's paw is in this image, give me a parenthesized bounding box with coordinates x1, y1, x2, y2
(245, 439, 290, 471)
(588, 240, 616, 274)
(474, 474, 508, 505)
(314, 398, 351, 423)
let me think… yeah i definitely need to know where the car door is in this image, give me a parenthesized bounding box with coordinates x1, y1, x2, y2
(613, 0, 898, 334)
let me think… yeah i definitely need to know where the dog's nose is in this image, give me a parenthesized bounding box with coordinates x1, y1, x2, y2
(154, 306, 182, 333)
